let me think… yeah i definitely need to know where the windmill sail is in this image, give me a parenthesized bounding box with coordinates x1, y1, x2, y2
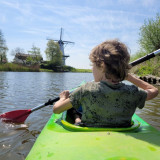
(47, 28, 74, 66)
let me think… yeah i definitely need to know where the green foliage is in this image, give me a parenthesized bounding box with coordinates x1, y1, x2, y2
(130, 51, 146, 62)
(131, 58, 160, 76)
(40, 64, 92, 72)
(40, 68, 53, 72)
(26, 56, 34, 65)
(0, 30, 8, 63)
(62, 65, 76, 72)
(134, 63, 154, 76)
(45, 40, 62, 68)
(40, 61, 60, 71)
(59, 66, 92, 72)
(73, 68, 92, 73)
(28, 45, 42, 64)
(28, 44, 41, 55)
(139, 13, 160, 53)
(131, 14, 160, 76)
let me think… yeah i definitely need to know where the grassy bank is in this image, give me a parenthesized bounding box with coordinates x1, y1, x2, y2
(40, 68, 92, 73)
(40, 68, 53, 72)
(0, 63, 92, 73)
(61, 66, 92, 73)
(72, 68, 92, 73)
(130, 53, 160, 77)
(0, 63, 40, 72)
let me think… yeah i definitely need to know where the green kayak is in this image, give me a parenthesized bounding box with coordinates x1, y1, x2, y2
(26, 84, 160, 160)
(26, 112, 160, 160)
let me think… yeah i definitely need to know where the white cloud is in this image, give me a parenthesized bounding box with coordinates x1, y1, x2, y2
(0, 0, 19, 9)
(1, 0, 160, 68)
(21, 28, 53, 35)
(0, 0, 32, 16)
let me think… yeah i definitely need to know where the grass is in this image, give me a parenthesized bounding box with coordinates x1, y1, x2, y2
(130, 53, 160, 77)
(0, 63, 92, 73)
(40, 68, 53, 72)
(0, 63, 40, 72)
(71, 68, 92, 73)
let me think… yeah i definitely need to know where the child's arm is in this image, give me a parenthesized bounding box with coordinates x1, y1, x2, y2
(126, 73, 159, 101)
(53, 90, 73, 114)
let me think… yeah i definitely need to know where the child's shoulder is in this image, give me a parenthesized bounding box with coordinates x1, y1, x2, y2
(121, 83, 147, 96)
(85, 81, 100, 87)
(81, 81, 100, 92)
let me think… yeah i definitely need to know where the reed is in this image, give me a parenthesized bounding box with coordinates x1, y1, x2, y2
(0, 63, 40, 72)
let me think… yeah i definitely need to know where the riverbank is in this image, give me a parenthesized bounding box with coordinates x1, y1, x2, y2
(0, 63, 92, 73)
(40, 68, 92, 73)
(71, 68, 92, 73)
(0, 63, 40, 72)
(130, 52, 160, 77)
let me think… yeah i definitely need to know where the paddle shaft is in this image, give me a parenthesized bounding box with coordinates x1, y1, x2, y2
(130, 49, 160, 66)
(31, 97, 60, 112)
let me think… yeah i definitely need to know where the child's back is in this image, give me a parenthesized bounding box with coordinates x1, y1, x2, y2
(69, 80, 147, 127)
(53, 39, 159, 127)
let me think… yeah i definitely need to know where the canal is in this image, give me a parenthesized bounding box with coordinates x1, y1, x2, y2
(0, 72, 159, 160)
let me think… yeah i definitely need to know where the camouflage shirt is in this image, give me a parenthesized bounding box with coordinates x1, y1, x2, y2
(69, 81, 147, 127)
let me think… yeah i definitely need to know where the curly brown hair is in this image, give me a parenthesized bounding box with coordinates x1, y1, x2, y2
(89, 39, 131, 82)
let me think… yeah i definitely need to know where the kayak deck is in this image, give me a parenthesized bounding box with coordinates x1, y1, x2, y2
(26, 112, 160, 160)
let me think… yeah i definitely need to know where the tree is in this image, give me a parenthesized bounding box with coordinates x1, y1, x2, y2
(28, 44, 43, 64)
(0, 30, 8, 63)
(45, 40, 62, 67)
(139, 13, 160, 53)
(11, 47, 25, 56)
(131, 14, 160, 76)
(11, 47, 25, 63)
(11, 47, 26, 64)
(26, 55, 34, 65)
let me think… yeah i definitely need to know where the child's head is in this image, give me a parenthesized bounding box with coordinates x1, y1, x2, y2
(89, 39, 131, 82)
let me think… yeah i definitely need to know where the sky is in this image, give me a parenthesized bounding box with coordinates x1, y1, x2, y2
(0, 0, 160, 69)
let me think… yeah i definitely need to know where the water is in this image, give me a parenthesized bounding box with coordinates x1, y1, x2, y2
(0, 72, 160, 160)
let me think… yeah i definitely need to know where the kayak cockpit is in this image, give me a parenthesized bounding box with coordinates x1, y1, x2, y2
(60, 110, 140, 132)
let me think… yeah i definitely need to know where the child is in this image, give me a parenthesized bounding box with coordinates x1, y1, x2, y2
(53, 39, 159, 127)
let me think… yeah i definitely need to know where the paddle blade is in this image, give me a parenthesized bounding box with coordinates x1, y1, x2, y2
(0, 109, 31, 123)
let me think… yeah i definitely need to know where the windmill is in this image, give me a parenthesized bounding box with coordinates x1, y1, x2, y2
(47, 28, 74, 66)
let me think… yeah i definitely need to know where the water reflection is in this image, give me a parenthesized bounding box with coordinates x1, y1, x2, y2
(136, 86, 160, 130)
